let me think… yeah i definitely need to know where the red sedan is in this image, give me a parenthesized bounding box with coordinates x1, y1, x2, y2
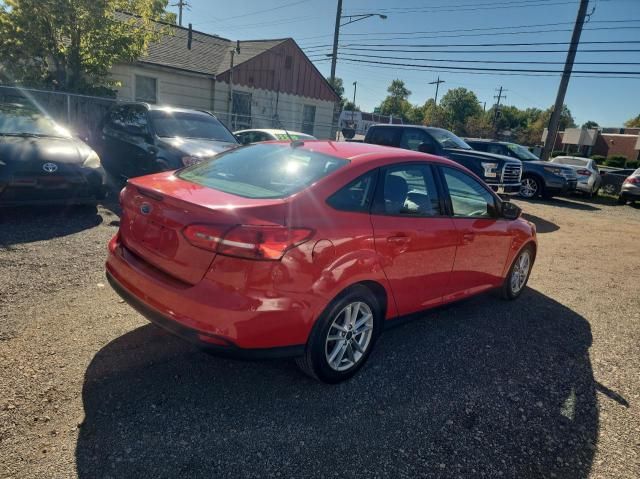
(106, 141, 536, 383)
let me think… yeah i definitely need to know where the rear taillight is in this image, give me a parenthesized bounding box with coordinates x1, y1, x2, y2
(182, 224, 313, 260)
(577, 169, 592, 177)
(183, 224, 226, 252)
(218, 225, 313, 260)
(624, 177, 639, 185)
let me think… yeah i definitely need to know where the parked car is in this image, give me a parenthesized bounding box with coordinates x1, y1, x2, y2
(0, 103, 106, 206)
(234, 128, 316, 144)
(599, 168, 636, 196)
(549, 156, 602, 197)
(93, 103, 238, 180)
(106, 141, 537, 383)
(618, 168, 640, 204)
(464, 139, 577, 199)
(364, 125, 522, 195)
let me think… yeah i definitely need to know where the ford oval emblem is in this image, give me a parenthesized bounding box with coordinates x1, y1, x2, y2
(140, 202, 152, 215)
(42, 162, 58, 173)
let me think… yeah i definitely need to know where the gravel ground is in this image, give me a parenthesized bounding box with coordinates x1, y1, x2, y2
(0, 195, 639, 478)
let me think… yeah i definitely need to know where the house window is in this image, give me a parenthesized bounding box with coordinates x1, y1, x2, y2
(232, 91, 252, 130)
(135, 75, 157, 103)
(302, 104, 316, 135)
(285, 56, 293, 69)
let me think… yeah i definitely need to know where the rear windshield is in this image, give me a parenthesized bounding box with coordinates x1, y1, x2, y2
(552, 157, 588, 167)
(177, 143, 349, 199)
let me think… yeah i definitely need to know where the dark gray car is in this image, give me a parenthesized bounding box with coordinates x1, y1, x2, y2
(464, 139, 577, 199)
(93, 103, 238, 180)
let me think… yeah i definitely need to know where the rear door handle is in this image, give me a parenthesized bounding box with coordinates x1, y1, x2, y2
(462, 232, 475, 244)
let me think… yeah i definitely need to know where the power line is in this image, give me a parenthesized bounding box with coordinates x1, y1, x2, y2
(303, 46, 640, 55)
(334, 56, 640, 75)
(295, 18, 640, 42)
(335, 58, 640, 79)
(328, 52, 640, 66)
(344, 0, 583, 15)
(196, 0, 312, 25)
(318, 39, 640, 49)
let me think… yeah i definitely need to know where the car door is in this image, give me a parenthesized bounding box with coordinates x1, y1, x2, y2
(119, 105, 155, 178)
(370, 163, 458, 315)
(438, 166, 513, 300)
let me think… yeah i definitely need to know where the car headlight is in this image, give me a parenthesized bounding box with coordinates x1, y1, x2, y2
(543, 166, 564, 176)
(181, 155, 204, 167)
(82, 150, 102, 169)
(481, 162, 498, 178)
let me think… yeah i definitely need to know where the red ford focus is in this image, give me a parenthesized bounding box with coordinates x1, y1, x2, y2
(106, 141, 536, 383)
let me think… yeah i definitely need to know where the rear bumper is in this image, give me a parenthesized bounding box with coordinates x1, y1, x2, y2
(106, 270, 304, 359)
(620, 185, 640, 199)
(105, 235, 312, 356)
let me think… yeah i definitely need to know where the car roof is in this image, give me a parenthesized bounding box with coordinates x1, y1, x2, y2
(465, 138, 505, 144)
(235, 129, 312, 136)
(114, 102, 213, 116)
(272, 140, 458, 166)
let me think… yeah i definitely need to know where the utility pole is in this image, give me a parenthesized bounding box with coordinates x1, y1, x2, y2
(352, 81, 357, 122)
(173, 0, 190, 27)
(329, 0, 343, 86)
(493, 86, 507, 130)
(428, 76, 445, 104)
(227, 41, 240, 127)
(541, 0, 589, 161)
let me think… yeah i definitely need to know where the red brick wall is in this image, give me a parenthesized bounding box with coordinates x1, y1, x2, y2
(592, 134, 640, 160)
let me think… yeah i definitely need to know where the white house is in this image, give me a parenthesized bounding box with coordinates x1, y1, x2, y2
(109, 21, 340, 138)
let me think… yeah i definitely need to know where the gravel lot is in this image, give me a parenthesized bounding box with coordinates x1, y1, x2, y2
(1, 195, 639, 478)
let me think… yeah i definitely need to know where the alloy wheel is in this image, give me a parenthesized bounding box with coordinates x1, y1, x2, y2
(325, 301, 374, 372)
(603, 184, 616, 195)
(510, 250, 531, 295)
(519, 178, 538, 198)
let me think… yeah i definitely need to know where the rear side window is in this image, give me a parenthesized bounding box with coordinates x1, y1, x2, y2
(367, 127, 399, 147)
(178, 143, 348, 199)
(327, 171, 377, 213)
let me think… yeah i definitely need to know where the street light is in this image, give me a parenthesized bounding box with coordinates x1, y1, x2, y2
(329, 0, 387, 85)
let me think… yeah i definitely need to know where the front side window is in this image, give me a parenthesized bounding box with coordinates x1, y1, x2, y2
(376, 164, 440, 216)
(442, 167, 496, 218)
(507, 143, 539, 160)
(135, 75, 157, 103)
(367, 127, 399, 147)
(327, 171, 376, 213)
(178, 143, 348, 199)
(487, 144, 507, 156)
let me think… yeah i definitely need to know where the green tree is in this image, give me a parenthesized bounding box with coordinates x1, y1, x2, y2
(343, 100, 360, 112)
(405, 103, 425, 125)
(421, 99, 448, 128)
(582, 120, 599, 129)
(0, 0, 171, 94)
(624, 114, 640, 128)
(439, 87, 482, 135)
(379, 79, 412, 119)
(465, 113, 493, 139)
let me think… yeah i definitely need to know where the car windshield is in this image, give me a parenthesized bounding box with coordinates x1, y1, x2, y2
(425, 128, 472, 150)
(552, 157, 588, 167)
(507, 143, 540, 160)
(177, 143, 349, 199)
(0, 104, 72, 138)
(150, 110, 236, 143)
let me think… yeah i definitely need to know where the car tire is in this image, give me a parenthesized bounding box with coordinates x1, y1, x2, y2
(501, 245, 534, 300)
(296, 285, 382, 383)
(617, 194, 627, 205)
(519, 175, 542, 199)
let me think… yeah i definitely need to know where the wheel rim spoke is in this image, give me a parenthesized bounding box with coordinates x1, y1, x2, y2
(325, 301, 374, 372)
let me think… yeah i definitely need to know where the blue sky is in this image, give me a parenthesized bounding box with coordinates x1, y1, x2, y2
(177, 0, 640, 127)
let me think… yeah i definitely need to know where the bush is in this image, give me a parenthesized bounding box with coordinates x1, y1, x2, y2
(626, 160, 639, 169)
(605, 155, 627, 168)
(590, 155, 606, 165)
(551, 150, 565, 157)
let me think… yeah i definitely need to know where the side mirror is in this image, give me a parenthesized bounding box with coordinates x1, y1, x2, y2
(501, 201, 522, 220)
(418, 142, 436, 155)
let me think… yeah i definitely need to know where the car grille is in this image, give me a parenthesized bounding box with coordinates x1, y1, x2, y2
(502, 163, 522, 183)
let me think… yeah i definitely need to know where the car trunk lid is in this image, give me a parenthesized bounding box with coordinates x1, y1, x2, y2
(120, 171, 287, 285)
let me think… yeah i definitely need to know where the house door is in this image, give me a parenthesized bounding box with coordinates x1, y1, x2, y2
(302, 105, 316, 135)
(232, 91, 252, 130)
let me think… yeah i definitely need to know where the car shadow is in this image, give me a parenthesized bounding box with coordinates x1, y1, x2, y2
(76, 289, 599, 478)
(522, 213, 559, 234)
(0, 204, 104, 247)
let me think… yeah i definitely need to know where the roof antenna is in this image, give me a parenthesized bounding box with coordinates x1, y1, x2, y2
(273, 114, 303, 148)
